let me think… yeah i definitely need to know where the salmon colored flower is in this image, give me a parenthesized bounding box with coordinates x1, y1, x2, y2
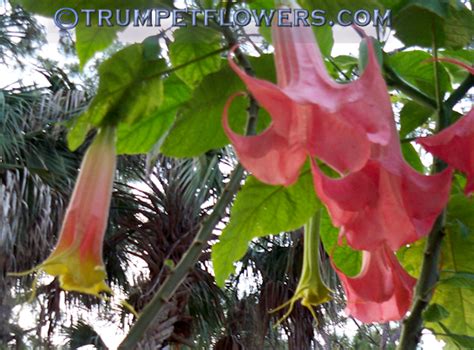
(311, 157, 452, 251)
(417, 109, 474, 195)
(27, 127, 116, 296)
(333, 245, 416, 323)
(271, 212, 331, 322)
(223, 11, 392, 186)
(417, 61, 474, 195)
(309, 52, 453, 250)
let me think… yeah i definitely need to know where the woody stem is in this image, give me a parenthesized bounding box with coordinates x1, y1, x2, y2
(397, 23, 450, 350)
(118, 24, 258, 349)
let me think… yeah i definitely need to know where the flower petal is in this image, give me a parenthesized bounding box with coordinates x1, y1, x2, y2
(418, 109, 474, 195)
(223, 93, 307, 186)
(334, 245, 416, 323)
(312, 159, 452, 251)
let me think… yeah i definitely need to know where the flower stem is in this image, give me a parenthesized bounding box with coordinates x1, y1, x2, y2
(119, 23, 258, 348)
(397, 24, 450, 350)
(118, 164, 245, 349)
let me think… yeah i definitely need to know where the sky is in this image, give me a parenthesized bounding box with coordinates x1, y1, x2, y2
(3, 6, 449, 350)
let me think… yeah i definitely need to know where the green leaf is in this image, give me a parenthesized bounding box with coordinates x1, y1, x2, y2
(392, 1, 474, 49)
(439, 49, 474, 83)
(401, 143, 425, 173)
(89, 43, 165, 126)
(440, 273, 474, 289)
(116, 75, 192, 154)
(438, 323, 474, 349)
(313, 25, 334, 58)
(75, 21, 120, 68)
(11, 0, 169, 67)
(212, 167, 319, 286)
(68, 43, 166, 150)
(397, 238, 425, 278)
(389, 50, 451, 98)
(399, 101, 433, 138)
(161, 55, 275, 157)
(423, 303, 450, 322)
(169, 26, 223, 88)
(319, 208, 362, 277)
(67, 112, 92, 151)
(427, 193, 474, 347)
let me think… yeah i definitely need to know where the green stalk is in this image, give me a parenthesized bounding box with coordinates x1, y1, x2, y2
(118, 164, 245, 349)
(119, 13, 258, 348)
(397, 24, 451, 350)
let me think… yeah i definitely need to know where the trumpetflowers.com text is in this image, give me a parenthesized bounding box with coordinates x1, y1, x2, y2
(54, 7, 392, 30)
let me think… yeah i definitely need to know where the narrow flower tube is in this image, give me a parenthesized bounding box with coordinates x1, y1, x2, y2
(37, 127, 116, 295)
(271, 211, 331, 323)
(333, 245, 416, 323)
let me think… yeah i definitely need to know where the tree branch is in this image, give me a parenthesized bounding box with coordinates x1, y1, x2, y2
(118, 20, 259, 349)
(397, 25, 451, 350)
(445, 74, 474, 110)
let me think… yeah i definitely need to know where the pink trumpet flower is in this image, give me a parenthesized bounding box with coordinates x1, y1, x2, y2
(417, 60, 474, 195)
(333, 245, 416, 323)
(29, 127, 116, 295)
(311, 157, 452, 251)
(309, 51, 453, 251)
(223, 14, 392, 186)
(417, 109, 474, 195)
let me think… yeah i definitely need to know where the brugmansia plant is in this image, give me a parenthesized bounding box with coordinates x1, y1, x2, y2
(10, 127, 117, 296)
(4, 0, 473, 348)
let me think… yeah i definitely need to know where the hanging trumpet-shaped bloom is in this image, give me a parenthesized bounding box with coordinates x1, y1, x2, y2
(417, 109, 474, 195)
(271, 212, 331, 323)
(30, 127, 116, 295)
(308, 49, 453, 251)
(223, 7, 392, 186)
(333, 245, 416, 323)
(417, 60, 474, 195)
(311, 156, 452, 251)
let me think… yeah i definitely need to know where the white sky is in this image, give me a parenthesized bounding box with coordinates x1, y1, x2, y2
(3, 8, 448, 350)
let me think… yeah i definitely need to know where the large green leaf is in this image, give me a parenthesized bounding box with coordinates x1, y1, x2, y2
(160, 55, 275, 157)
(392, 0, 473, 49)
(389, 50, 451, 99)
(75, 23, 119, 68)
(319, 209, 362, 277)
(397, 191, 474, 348)
(116, 75, 192, 154)
(212, 167, 319, 286)
(429, 194, 474, 348)
(169, 26, 223, 88)
(11, 0, 172, 66)
(399, 101, 433, 138)
(68, 43, 166, 150)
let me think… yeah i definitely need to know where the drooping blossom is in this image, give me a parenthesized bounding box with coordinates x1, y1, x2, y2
(34, 127, 116, 295)
(223, 10, 392, 186)
(309, 47, 453, 251)
(311, 157, 452, 251)
(417, 60, 474, 195)
(271, 212, 331, 322)
(417, 109, 474, 195)
(333, 245, 416, 323)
